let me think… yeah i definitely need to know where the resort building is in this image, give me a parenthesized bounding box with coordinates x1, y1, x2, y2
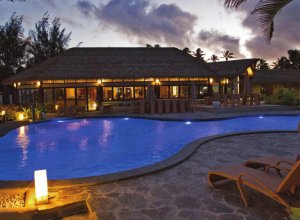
(252, 69, 300, 99)
(3, 47, 258, 111)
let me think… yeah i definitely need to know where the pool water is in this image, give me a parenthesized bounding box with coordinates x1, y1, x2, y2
(0, 115, 299, 180)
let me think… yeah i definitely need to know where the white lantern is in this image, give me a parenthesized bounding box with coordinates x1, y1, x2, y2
(34, 170, 48, 205)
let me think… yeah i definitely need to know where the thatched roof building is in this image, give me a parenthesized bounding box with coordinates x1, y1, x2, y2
(3, 47, 257, 84)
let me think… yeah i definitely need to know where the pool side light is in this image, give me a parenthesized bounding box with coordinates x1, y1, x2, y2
(34, 169, 48, 205)
(259, 116, 264, 119)
(57, 120, 64, 123)
(124, 118, 129, 120)
(185, 121, 192, 125)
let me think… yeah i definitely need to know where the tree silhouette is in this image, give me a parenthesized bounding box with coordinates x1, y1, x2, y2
(272, 56, 291, 70)
(256, 59, 270, 70)
(221, 50, 235, 61)
(224, 0, 293, 43)
(28, 12, 71, 64)
(209, 54, 219, 62)
(0, 14, 29, 81)
(287, 49, 300, 69)
(193, 48, 205, 61)
(182, 47, 191, 54)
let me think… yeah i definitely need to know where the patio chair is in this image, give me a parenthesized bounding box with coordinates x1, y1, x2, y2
(243, 155, 300, 174)
(208, 160, 300, 208)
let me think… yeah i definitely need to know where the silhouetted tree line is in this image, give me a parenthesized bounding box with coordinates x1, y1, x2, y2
(0, 12, 71, 81)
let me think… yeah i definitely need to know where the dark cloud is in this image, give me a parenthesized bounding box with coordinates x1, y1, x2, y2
(197, 30, 243, 58)
(238, 1, 300, 60)
(76, 0, 197, 47)
(76, 1, 96, 17)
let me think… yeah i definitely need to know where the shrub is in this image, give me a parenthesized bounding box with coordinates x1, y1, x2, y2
(265, 88, 299, 106)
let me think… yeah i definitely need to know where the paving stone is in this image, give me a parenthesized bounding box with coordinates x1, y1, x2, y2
(88, 197, 119, 212)
(119, 193, 147, 209)
(174, 196, 201, 209)
(218, 213, 244, 220)
(141, 206, 174, 219)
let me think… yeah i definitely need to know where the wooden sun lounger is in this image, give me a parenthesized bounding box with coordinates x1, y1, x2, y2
(208, 160, 300, 208)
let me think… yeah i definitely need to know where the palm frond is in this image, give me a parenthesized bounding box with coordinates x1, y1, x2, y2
(224, 0, 247, 8)
(251, 0, 293, 42)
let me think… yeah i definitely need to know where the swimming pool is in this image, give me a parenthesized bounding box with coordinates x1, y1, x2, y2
(0, 115, 299, 180)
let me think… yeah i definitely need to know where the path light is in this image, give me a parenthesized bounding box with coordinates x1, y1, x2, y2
(18, 113, 24, 121)
(34, 170, 48, 205)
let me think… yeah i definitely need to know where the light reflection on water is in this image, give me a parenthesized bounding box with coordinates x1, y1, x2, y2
(0, 115, 298, 180)
(16, 126, 29, 167)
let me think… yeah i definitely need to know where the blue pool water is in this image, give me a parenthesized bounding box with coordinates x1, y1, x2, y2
(0, 115, 299, 180)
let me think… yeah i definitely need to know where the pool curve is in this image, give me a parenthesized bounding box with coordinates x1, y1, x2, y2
(0, 115, 299, 183)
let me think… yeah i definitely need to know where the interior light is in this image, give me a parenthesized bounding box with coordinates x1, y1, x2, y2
(97, 79, 102, 85)
(209, 78, 214, 84)
(1, 110, 5, 116)
(37, 81, 41, 87)
(34, 169, 48, 205)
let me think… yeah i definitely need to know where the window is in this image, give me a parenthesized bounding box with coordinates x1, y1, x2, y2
(113, 87, 123, 100)
(124, 87, 134, 100)
(160, 86, 169, 99)
(66, 88, 75, 99)
(76, 88, 86, 99)
(170, 86, 179, 98)
(103, 87, 113, 101)
(44, 88, 54, 104)
(88, 88, 97, 111)
(134, 86, 144, 99)
(212, 83, 219, 94)
(179, 86, 189, 98)
(55, 88, 64, 100)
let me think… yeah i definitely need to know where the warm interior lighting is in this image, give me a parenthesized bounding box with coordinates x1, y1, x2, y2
(97, 79, 102, 85)
(209, 78, 214, 84)
(55, 105, 59, 111)
(1, 110, 5, 116)
(34, 170, 48, 205)
(18, 113, 24, 121)
(226, 79, 229, 84)
(18, 82, 21, 86)
(155, 79, 160, 84)
(247, 67, 253, 76)
(36, 81, 41, 87)
(14, 83, 17, 88)
(93, 102, 97, 109)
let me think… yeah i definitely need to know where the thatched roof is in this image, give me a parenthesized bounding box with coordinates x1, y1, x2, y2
(253, 69, 300, 84)
(3, 47, 257, 84)
(208, 59, 258, 78)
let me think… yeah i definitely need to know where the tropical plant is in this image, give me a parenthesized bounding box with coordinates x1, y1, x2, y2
(256, 59, 270, 70)
(272, 56, 291, 69)
(209, 54, 219, 62)
(28, 12, 71, 64)
(264, 88, 299, 106)
(182, 47, 191, 54)
(221, 50, 235, 61)
(224, 0, 294, 42)
(21, 106, 31, 119)
(193, 48, 205, 60)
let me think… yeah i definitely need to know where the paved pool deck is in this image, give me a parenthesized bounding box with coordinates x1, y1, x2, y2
(0, 110, 299, 219)
(59, 132, 300, 220)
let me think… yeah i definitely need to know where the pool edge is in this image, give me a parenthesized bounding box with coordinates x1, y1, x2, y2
(0, 130, 297, 189)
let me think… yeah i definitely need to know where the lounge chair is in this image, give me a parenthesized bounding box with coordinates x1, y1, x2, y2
(208, 160, 300, 208)
(244, 155, 300, 174)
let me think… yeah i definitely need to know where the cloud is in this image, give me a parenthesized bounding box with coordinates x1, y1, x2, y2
(235, 1, 300, 61)
(197, 30, 243, 58)
(76, 0, 198, 47)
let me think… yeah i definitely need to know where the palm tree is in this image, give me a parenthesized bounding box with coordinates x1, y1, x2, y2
(182, 47, 191, 54)
(272, 56, 291, 69)
(193, 48, 205, 60)
(224, 0, 294, 42)
(287, 49, 300, 69)
(209, 54, 219, 62)
(256, 59, 270, 70)
(221, 50, 235, 61)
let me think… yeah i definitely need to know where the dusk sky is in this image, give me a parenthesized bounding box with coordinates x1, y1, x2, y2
(1, 0, 300, 62)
